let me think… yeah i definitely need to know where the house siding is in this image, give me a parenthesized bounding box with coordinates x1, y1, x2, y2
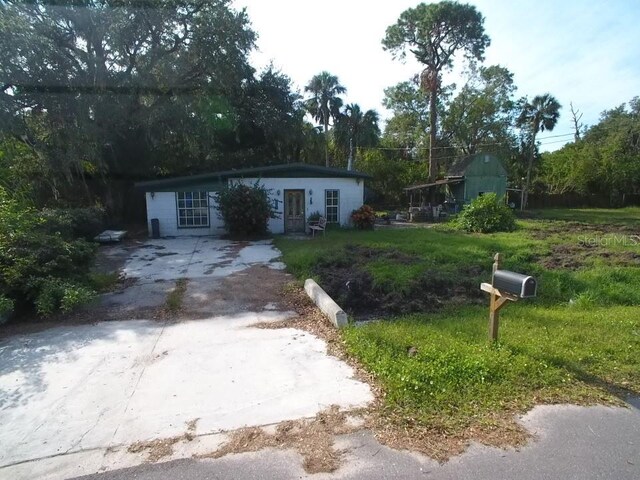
(144, 177, 365, 237)
(144, 192, 225, 237)
(458, 154, 507, 202)
(230, 177, 364, 234)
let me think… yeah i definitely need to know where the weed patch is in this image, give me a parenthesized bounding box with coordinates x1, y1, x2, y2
(165, 278, 188, 314)
(201, 406, 357, 473)
(88, 271, 121, 293)
(128, 418, 198, 462)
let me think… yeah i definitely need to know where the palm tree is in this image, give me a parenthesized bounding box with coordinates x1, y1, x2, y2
(336, 104, 380, 170)
(517, 94, 561, 209)
(304, 72, 346, 167)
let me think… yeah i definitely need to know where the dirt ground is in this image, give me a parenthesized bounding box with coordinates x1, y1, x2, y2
(311, 244, 483, 319)
(539, 243, 640, 270)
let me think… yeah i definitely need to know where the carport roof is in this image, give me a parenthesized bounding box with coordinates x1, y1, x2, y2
(404, 178, 464, 192)
(136, 163, 372, 192)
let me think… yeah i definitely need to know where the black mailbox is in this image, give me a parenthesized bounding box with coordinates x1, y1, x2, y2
(493, 270, 537, 298)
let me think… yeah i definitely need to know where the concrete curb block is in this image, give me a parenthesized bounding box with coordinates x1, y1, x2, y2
(304, 279, 348, 328)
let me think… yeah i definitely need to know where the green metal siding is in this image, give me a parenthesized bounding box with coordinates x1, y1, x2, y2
(465, 175, 507, 200)
(459, 154, 507, 202)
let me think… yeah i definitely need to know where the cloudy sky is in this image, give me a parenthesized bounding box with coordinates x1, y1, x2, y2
(232, 0, 640, 150)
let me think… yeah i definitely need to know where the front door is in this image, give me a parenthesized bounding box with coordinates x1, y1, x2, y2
(284, 189, 305, 233)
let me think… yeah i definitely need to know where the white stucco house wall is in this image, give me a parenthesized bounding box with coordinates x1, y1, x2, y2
(136, 163, 371, 237)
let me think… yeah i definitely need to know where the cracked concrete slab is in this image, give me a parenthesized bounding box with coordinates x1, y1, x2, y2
(121, 238, 284, 282)
(0, 314, 372, 473)
(0, 238, 373, 479)
(96, 281, 172, 319)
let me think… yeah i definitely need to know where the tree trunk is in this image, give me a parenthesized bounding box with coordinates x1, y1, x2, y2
(324, 118, 329, 167)
(347, 136, 353, 170)
(522, 131, 537, 210)
(428, 89, 438, 182)
(428, 89, 438, 203)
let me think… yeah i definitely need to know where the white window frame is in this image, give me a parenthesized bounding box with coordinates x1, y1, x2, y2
(325, 189, 340, 223)
(176, 191, 210, 228)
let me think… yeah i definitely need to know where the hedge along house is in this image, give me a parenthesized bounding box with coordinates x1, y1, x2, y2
(405, 153, 508, 209)
(136, 163, 371, 237)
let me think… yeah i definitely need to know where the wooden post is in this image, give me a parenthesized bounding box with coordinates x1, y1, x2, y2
(481, 253, 521, 343)
(489, 253, 501, 342)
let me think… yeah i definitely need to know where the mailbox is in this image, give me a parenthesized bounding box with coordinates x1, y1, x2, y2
(493, 270, 537, 298)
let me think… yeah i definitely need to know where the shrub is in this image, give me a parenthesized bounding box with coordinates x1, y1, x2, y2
(35, 279, 95, 316)
(0, 294, 13, 319)
(215, 181, 278, 237)
(0, 186, 97, 317)
(351, 205, 376, 230)
(41, 206, 106, 240)
(307, 211, 322, 223)
(60, 283, 95, 313)
(455, 194, 516, 233)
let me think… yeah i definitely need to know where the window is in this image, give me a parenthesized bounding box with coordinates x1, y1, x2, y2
(176, 192, 209, 227)
(325, 189, 339, 223)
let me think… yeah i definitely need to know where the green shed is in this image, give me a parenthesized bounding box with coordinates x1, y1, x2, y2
(446, 153, 508, 203)
(404, 153, 508, 213)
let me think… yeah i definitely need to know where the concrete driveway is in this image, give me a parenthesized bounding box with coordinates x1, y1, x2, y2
(0, 238, 372, 479)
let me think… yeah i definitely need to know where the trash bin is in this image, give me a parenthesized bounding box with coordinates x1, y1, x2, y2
(151, 218, 160, 239)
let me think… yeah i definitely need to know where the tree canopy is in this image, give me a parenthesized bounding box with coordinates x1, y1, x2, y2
(517, 93, 562, 208)
(542, 97, 640, 197)
(333, 104, 380, 170)
(304, 71, 347, 167)
(441, 64, 517, 156)
(0, 1, 326, 214)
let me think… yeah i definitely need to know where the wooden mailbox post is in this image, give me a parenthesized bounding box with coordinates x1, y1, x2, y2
(480, 253, 537, 342)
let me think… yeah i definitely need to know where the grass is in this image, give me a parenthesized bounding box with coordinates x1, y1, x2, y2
(527, 206, 640, 225)
(275, 219, 640, 308)
(88, 271, 121, 293)
(165, 278, 188, 313)
(274, 208, 640, 438)
(343, 304, 639, 432)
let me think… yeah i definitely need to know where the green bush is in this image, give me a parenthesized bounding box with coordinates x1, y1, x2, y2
(0, 294, 13, 318)
(0, 186, 97, 317)
(215, 181, 277, 237)
(351, 205, 376, 230)
(307, 211, 322, 223)
(455, 193, 516, 233)
(35, 279, 95, 316)
(41, 206, 106, 240)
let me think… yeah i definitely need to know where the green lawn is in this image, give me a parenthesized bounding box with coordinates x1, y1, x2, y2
(527, 206, 640, 225)
(274, 209, 640, 435)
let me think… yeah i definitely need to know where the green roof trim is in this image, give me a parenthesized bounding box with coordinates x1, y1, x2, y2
(135, 163, 372, 191)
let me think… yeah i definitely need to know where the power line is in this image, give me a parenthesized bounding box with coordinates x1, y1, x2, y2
(538, 139, 573, 146)
(356, 134, 574, 153)
(537, 132, 575, 141)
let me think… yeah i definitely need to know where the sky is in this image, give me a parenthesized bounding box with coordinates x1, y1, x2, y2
(231, 0, 640, 152)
